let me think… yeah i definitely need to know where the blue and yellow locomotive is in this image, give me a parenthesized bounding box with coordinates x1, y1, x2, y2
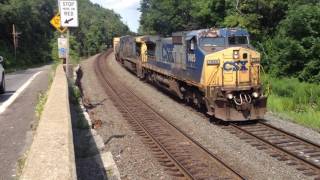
(115, 28, 267, 121)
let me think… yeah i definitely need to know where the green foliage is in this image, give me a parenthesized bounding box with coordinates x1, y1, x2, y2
(70, 84, 81, 105)
(69, 84, 89, 129)
(139, 0, 294, 40)
(75, 0, 129, 56)
(265, 76, 320, 130)
(139, 0, 320, 84)
(268, 94, 320, 131)
(0, 0, 129, 70)
(139, 0, 230, 35)
(223, 13, 261, 38)
(264, 4, 320, 83)
(0, 0, 56, 69)
(35, 91, 48, 119)
(266, 76, 320, 109)
(299, 60, 320, 83)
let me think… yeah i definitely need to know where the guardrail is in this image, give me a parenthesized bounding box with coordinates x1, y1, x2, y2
(21, 65, 76, 180)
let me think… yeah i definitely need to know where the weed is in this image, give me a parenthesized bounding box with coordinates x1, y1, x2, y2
(15, 152, 28, 179)
(69, 82, 89, 129)
(35, 92, 48, 120)
(264, 76, 320, 131)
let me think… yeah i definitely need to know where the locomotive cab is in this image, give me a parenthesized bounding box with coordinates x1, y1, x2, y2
(198, 28, 267, 121)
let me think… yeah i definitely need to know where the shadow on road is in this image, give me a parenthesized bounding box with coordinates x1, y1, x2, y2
(0, 91, 16, 103)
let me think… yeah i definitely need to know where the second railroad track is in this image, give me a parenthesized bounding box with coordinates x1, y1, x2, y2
(224, 122, 320, 179)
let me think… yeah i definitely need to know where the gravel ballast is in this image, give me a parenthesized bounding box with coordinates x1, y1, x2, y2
(264, 112, 320, 145)
(104, 52, 320, 180)
(80, 55, 171, 180)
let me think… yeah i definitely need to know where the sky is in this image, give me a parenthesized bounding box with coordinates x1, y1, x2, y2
(90, 0, 141, 32)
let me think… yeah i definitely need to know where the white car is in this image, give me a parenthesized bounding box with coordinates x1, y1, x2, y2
(0, 56, 5, 94)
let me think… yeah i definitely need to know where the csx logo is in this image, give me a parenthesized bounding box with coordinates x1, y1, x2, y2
(223, 61, 248, 72)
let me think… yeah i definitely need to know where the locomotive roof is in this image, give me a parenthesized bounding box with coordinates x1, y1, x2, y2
(173, 28, 249, 40)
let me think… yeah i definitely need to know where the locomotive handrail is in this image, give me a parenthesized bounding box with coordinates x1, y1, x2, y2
(260, 65, 271, 96)
(208, 68, 219, 86)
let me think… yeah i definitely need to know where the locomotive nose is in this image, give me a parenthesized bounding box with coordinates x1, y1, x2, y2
(221, 48, 251, 87)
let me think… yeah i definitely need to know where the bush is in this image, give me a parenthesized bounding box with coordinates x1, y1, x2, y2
(264, 75, 320, 109)
(264, 76, 320, 130)
(264, 4, 320, 83)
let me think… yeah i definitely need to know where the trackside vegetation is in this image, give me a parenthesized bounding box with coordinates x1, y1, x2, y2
(264, 76, 320, 131)
(69, 83, 89, 129)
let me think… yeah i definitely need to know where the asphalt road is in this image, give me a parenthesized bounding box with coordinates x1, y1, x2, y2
(0, 65, 51, 179)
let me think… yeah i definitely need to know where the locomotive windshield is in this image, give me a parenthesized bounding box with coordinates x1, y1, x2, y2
(200, 36, 249, 47)
(228, 36, 248, 45)
(200, 37, 225, 47)
(199, 34, 250, 54)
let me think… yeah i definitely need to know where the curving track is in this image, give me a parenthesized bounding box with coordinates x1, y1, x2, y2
(224, 122, 320, 179)
(94, 51, 244, 180)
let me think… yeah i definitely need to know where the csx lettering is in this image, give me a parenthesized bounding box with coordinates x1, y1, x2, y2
(223, 61, 248, 72)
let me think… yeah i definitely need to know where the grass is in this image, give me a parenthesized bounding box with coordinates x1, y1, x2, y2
(263, 76, 320, 131)
(34, 92, 48, 122)
(66, 53, 89, 129)
(15, 152, 28, 179)
(33, 60, 60, 130)
(69, 82, 90, 129)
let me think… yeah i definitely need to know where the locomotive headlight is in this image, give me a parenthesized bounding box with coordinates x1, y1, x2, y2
(207, 59, 220, 65)
(252, 92, 259, 98)
(233, 50, 240, 59)
(226, 93, 234, 100)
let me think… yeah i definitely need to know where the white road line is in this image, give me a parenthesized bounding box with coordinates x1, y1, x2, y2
(0, 71, 42, 114)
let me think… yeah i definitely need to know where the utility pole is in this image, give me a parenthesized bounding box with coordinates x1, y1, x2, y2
(12, 24, 21, 61)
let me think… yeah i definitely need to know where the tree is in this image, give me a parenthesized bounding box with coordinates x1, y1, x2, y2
(264, 4, 320, 83)
(138, 0, 320, 83)
(0, 0, 130, 69)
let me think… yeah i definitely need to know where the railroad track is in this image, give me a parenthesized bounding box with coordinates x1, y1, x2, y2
(94, 51, 244, 180)
(223, 122, 320, 179)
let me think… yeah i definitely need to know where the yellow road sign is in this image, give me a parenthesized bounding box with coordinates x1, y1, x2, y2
(50, 13, 67, 33)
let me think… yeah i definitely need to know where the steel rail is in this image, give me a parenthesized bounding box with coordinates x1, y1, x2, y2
(94, 51, 245, 180)
(230, 122, 320, 178)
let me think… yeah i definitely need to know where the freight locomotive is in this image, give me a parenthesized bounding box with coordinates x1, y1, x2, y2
(113, 28, 267, 121)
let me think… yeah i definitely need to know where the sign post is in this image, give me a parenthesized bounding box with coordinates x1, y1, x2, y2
(58, 0, 79, 77)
